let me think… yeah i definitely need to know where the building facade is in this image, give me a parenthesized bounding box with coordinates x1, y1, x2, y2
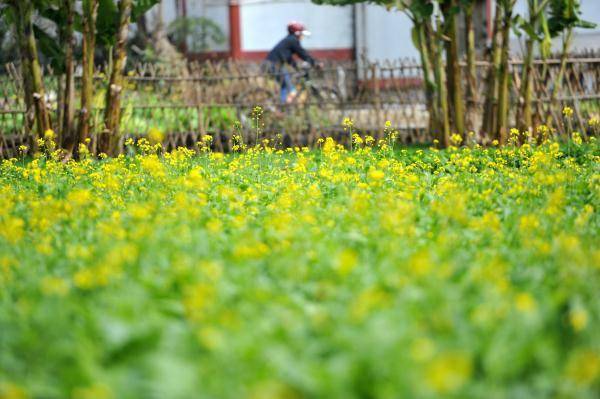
(153, 0, 600, 62)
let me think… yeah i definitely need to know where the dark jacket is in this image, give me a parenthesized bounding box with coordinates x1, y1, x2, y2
(265, 34, 315, 68)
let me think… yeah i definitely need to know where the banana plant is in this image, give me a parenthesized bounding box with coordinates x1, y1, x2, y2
(38, 0, 78, 149)
(99, 0, 162, 156)
(481, 0, 516, 144)
(514, 0, 551, 133)
(97, 0, 133, 156)
(2, 0, 161, 155)
(393, 0, 465, 143)
(313, 0, 526, 145)
(547, 0, 596, 106)
(387, 1, 454, 145)
(76, 0, 99, 156)
(3, 0, 52, 145)
(14, 0, 92, 152)
(60, 0, 76, 149)
(461, 0, 477, 131)
(312, 0, 454, 145)
(440, 0, 465, 140)
(389, 1, 448, 145)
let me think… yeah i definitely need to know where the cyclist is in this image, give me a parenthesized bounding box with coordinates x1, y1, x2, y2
(264, 21, 323, 104)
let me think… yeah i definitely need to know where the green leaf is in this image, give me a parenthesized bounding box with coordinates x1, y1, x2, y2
(132, 0, 161, 21)
(411, 1, 434, 18)
(96, 0, 119, 47)
(410, 25, 421, 50)
(34, 25, 64, 69)
(575, 19, 597, 29)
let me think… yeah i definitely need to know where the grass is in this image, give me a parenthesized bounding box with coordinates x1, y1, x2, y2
(0, 137, 599, 398)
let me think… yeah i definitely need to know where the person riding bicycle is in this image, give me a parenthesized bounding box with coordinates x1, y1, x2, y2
(264, 21, 323, 104)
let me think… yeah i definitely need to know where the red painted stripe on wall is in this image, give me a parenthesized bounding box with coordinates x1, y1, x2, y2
(189, 48, 354, 62)
(240, 49, 354, 61)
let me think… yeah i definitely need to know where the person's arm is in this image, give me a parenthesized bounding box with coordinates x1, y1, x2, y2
(291, 37, 315, 66)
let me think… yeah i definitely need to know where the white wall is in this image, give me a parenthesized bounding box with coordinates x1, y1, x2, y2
(144, 0, 600, 58)
(145, 0, 418, 60)
(239, 0, 353, 52)
(579, 0, 600, 31)
(145, 0, 230, 52)
(187, 1, 230, 51)
(355, 4, 419, 63)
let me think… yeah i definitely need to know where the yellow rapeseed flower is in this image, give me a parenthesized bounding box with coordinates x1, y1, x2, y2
(0, 382, 28, 399)
(335, 248, 358, 276)
(450, 134, 463, 145)
(44, 129, 55, 140)
(147, 127, 164, 144)
(71, 383, 113, 399)
(367, 168, 385, 181)
(515, 292, 537, 314)
(425, 351, 472, 394)
(565, 350, 600, 386)
(40, 276, 70, 297)
(0, 217, 25, 244)
(563, 106, 574, 118)
(569, 307, 589, 332)
(342, 117, 354, 130)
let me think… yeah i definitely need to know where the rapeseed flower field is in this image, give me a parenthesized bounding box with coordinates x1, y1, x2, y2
(0, 135, 599, 398)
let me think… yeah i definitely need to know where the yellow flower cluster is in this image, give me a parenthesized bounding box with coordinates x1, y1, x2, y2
(0, 135, 598, 398)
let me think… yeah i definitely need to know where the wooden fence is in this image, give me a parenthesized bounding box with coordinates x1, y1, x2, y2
(1, 57, 599, 157)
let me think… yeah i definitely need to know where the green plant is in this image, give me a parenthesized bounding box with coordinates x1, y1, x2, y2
(167, 16, 226, 53)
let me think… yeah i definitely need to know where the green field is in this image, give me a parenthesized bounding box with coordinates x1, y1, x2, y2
(1, 138, 599, 398)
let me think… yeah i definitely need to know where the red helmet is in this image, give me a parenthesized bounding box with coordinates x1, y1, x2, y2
(287, 21, 311, 36)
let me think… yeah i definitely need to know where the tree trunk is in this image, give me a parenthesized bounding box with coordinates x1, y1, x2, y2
(434, 14, 451, 147)
(464, 3, 478, 132)
(482, 0, 503, 140)
(496, 2, 515, 144)
(12, 3, 35, 141)
(544, 28, 572, 130)
(78, 0, 99, 154)
(517, 0, 544, 135)
(99, 0, 133, 156)
(518, 37, 535, 134)
(12, 0, 51, 144)
(415, 21, 439, 140)
(61, 0, 76, 153)
(551, 29, 573, 103)
(442, 0, 465, 138)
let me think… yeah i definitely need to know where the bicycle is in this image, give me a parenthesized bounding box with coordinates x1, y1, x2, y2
(236, 64, 341, 145)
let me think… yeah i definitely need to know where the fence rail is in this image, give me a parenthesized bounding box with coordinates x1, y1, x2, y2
(1, 57, 599, 157)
